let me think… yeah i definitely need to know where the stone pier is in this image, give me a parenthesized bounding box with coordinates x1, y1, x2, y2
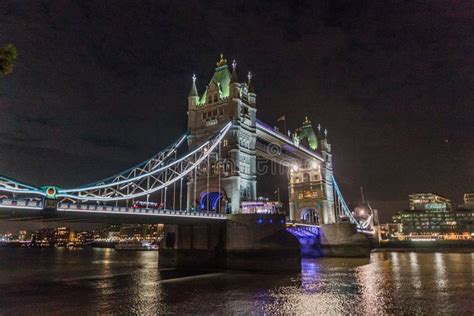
(319, 223, 371, 257)
(159, 214, 300, 271)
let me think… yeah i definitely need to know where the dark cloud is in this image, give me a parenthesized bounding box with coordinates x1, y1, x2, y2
(80, 132, 136, 150)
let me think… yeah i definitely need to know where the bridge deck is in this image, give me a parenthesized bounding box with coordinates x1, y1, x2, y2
(256, 119, 324, 164)
(0, 199, 226, 224)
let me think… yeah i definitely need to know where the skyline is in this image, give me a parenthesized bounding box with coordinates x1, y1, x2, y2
(0, 1, 473, 224)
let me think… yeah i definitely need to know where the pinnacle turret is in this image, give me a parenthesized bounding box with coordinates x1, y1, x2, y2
(247, 71, 255, 93)
(231, 60, 238, 83)
(188, 73, 199, 97)
(216, 53, 227, 67)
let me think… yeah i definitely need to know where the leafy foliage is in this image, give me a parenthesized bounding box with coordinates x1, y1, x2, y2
(0, 44, 18, 75)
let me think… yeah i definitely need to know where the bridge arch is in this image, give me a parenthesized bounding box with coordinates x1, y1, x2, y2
(299, 207, 321, 225)
(197, 186, 228, 213)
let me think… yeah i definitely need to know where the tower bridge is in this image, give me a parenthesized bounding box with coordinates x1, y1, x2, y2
(0, 55, 373, 270)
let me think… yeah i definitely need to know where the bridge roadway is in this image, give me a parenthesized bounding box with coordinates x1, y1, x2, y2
(0, 199, 226, 225)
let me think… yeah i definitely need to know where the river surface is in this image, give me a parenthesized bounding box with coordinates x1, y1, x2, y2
(0, 248, 472, 315)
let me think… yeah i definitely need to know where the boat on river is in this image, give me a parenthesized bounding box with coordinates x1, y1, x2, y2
(114, 240, 158, 251)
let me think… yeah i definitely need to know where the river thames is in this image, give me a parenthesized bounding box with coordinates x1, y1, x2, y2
(0, 249, 472, 314)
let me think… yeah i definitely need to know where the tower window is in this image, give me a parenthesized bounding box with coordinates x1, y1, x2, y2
(303, 173, 310, 182)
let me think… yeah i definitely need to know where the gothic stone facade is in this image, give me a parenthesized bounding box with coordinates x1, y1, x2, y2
(186, 56, 335, 223)
(187, 56, 256, 214)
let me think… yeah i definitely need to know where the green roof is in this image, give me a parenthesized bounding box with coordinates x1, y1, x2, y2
(199, 65, 232, 105)
(297, 117, 318, 151)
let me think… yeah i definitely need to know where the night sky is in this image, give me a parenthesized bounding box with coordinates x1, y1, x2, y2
(0, 1, 473, 227)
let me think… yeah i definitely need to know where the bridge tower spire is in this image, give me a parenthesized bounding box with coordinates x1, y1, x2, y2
(188, 73, 199, 108)
(288, 117, 336, 224)
(247, 71, 256, 106)
(187, 54, 257, 214)
(230, 60, 240, 98)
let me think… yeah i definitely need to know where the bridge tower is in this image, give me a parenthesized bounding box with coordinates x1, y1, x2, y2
(288, 118, 336, 224)
(187, 55, 257, 214)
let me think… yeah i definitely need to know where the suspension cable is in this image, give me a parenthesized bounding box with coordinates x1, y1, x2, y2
(206, 144, 210, 212)
(218, 141, 221, 214)
(179, 177, 183, 211)
(194, 152, 197, 211)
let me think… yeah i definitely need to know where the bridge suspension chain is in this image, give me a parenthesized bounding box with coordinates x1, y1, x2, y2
(0, 176, 45, 196)
(55, 122, 232, 202)
(332, 176, 373, 231)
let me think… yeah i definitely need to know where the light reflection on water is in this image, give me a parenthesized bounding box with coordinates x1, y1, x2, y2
(0, 248, 472, 314)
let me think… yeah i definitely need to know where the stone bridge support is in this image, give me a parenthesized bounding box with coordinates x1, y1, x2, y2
(319, 223, 371, 257)
(159, 214, 301, 271)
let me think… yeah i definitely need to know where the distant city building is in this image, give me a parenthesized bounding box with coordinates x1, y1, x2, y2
(75, 231, 94, 245)
(55, 227, 71, 246)
(462, 192, 474, 207)
(392, 193, 473, 240)
(378, 223, 400, 240)
(120, 224, 143, 240)
(408, 193, 452, 211)
(18, 230, 34, 241)
(119, 224, 161, 241)
(94, 224, 121, 241)
(35, 228, 56, 246)
(143, 224, 162, 240)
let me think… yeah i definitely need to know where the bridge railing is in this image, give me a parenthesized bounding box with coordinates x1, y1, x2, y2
(57, 202, 226, 219)
(0, 199, 43, 208)
(0, 199, 226, 219)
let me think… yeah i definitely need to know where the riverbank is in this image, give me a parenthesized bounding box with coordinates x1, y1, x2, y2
(373, 247, 474, 253)
(373, 240, 474, 253)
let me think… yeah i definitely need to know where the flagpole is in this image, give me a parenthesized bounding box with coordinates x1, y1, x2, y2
(277, 115, 287, 135)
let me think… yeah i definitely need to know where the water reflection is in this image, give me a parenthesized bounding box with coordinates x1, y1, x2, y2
(434, 252, 447, 290)
(409, 252, 422, 297)
(0, 249, 472, 314)
(390, 252, 401, 292)
(356, 253, 392, 315)
(129, 252, 164, 314)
